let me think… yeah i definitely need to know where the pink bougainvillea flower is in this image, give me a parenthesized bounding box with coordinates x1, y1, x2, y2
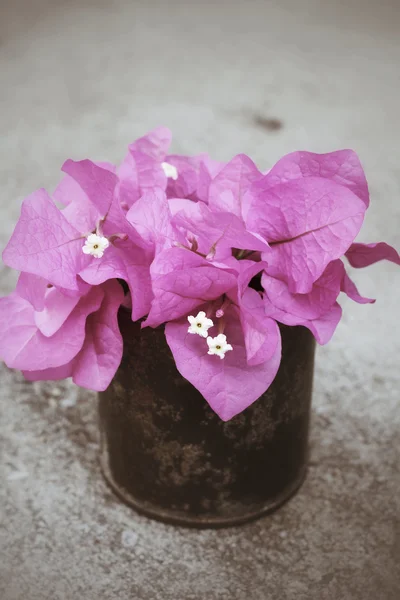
(124, 187, 189, 316)
(15, 272, 49, 312)
(117, 127, 171, 208)
(117, 128, 219, 210)
(59, 159, 154, 320)
(340, 271, 375, 305)
(163, 153, 225, 203)
(53, 173, 100, 233)
(303, 303, 343, 346)
(163, 154, 206, 200)
(258, 149, 370, 207)
(61, 157, 165, 253)
(34, 286, 81, 337)
(240, 149, 370, 294)
(245, 177, 367, 293)
(1, 131, 399, 420)
(129, 126, 172, 162)
(208, 153, 263, 219)
(345, 242, 400, 268)
(262, 258, 375, 344)
(53, 157, 117, 230)
(119, 127, 224, 206)
(61, 158, 129, 236)
(9, 280, 124, 391)
(196, 156, 226, 203)
(237, 286, 281, 366)
(172, 199, 269, 258)
(0, 284, 103, 371)
(158, 254, 281, 418)
(223, 259, 280, 366)
(77, 240, 151, 321)
(2, 189, 90, 293)
(63, 279, 124, 391)
(3, 160, 152, 318)
(165, 303, 282, 421)
(143, 247, 238, 328)
(262, 260, 344, 321)
(340, 239, 400, 304)
(263, 293, 343, 346)
(126, 187, 180, 253)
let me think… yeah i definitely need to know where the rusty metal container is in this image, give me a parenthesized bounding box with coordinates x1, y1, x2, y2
(99, 310, 315, 527)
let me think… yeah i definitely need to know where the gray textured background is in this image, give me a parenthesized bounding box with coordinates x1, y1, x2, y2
(0, 1, 399, 599)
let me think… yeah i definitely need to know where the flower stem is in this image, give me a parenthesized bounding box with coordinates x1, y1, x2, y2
(217, 316, 226, 334)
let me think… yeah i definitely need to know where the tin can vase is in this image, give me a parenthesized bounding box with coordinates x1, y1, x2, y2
(99, 310, 315, 528)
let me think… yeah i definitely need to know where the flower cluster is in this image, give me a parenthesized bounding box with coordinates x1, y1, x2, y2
(187, 311, 233, 358)
(1, 128, 399, 420)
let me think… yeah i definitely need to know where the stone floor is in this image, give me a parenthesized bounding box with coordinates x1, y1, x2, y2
(0, 1, 399, 598)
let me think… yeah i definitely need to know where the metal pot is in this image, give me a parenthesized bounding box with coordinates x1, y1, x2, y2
(99, 310, 315, 527)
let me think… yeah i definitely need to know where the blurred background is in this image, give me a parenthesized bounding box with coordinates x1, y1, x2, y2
(1, 1, 399, 599)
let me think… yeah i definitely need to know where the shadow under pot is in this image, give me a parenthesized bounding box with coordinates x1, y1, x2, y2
(99, 309, 315, 528)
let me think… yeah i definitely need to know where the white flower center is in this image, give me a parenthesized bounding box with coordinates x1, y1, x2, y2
(161, 161, 178, 181)
(207, 334, 233, 359)
(187, 311, 214, 338)
(82, 233, 110, 258)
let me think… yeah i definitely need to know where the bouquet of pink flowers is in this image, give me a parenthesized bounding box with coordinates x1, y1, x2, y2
(1, 128, 398, 420)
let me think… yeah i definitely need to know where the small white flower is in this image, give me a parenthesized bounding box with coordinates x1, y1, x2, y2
(82, 233, 109, 258)
(207, 334, 233, 359)
(187, 311, 214, 338)
(161, 161, 178, 180)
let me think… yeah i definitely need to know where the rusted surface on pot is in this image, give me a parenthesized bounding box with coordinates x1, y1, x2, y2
(99, 310, 315, 527)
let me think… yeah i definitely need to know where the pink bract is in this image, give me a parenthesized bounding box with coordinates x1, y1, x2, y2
(19, 281, 124, 391)
(248, 177, 367, 293)
(2, 189, 89, 293)
(143, 247, 238, 328)
(165, 304, 282, 421)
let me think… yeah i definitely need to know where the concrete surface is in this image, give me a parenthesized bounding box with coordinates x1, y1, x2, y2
(0, 1, 399, 598)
